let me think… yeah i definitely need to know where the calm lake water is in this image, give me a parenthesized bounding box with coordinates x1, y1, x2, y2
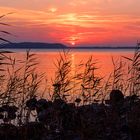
(12, 49, 134, 77)
(14, 49, 134, 74)
(6, 49, 134, 97)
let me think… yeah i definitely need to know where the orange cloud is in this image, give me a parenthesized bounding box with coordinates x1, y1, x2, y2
(0, 5, 140, 46)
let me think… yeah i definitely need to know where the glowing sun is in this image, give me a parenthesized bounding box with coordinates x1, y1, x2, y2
(49, 7, 57, 13)
(71, 42, 75, 46)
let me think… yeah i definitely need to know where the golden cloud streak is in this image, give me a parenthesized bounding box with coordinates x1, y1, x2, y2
(0, 5, 140, 45)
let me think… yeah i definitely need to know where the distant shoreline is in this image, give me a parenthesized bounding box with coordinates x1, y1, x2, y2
(0, 42, 136, 50)
(0, 47, 136, 50)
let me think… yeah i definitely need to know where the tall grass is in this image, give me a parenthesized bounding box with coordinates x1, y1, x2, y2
(52, 51, 73, 101)
(16, 50, 44, 124)
(123, 43, 140, 96)
(52, 52, 102, 104)
(1, 46, 139, 106)
(0, 13, 12, 98)
(0, 12, 13, 44)
(74, 56, 102, 104)
(0, 50, 45, 124)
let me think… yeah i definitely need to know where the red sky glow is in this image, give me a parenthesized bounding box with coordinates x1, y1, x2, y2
(0, 0, 140, 46)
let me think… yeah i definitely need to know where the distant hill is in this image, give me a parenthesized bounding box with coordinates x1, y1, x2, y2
(0, 42, 67, 49)
(0, 42, 136, 50)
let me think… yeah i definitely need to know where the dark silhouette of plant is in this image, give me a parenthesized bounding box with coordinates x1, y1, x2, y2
(15, 50, 44, 125)
(0, 50, 45, 124)
(52, 51, 73, 101)
(111, 57, 129, 95)
(123, 43, 140, 96)
(75, 56, 102, 104)
(0, 13, 13, 45)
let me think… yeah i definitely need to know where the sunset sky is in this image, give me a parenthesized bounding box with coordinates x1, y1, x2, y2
(0, 0, 140, 46)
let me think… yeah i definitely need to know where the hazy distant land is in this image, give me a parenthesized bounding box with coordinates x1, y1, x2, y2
(0, 42, 136, 50)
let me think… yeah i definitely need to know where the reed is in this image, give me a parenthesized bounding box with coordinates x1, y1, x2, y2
(0, 50, 45, 124)
(0, 13, 13, 44)
(52, 50, 73, 101)
(123, 43, 140, 96)
(74, 56, 102, 104)
(14, 50, 44, 124)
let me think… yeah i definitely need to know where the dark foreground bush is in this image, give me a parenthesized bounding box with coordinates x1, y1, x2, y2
(0, 90, 140, 140)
